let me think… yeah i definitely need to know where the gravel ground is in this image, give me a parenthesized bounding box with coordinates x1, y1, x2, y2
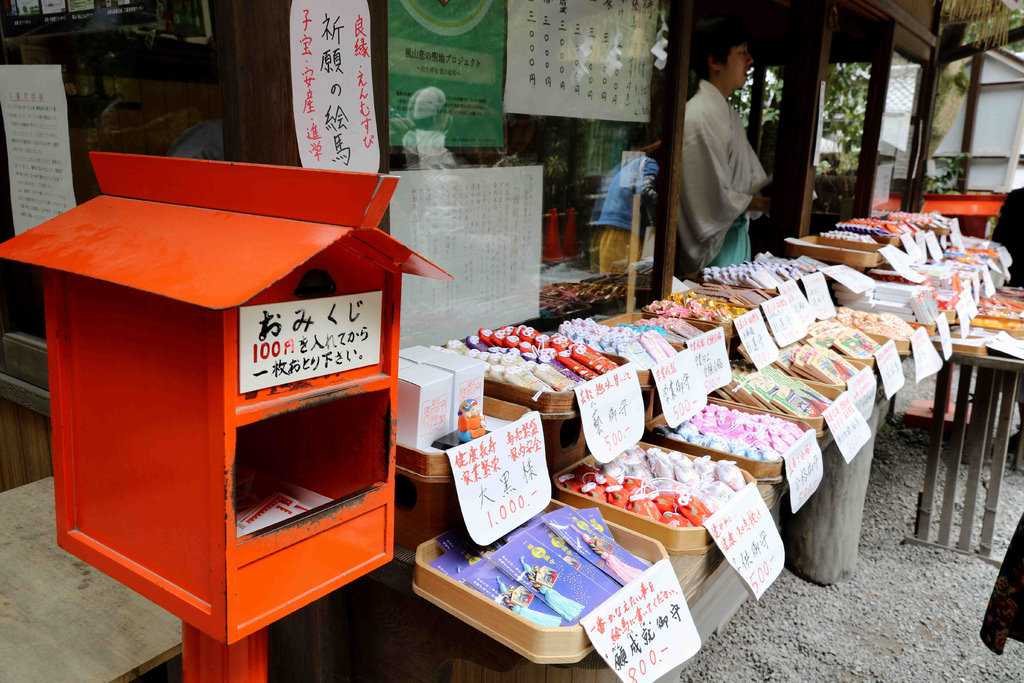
(682, 359, 1024, 681)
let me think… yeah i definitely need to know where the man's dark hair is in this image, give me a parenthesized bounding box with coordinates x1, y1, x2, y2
(692, 13, 752, 81)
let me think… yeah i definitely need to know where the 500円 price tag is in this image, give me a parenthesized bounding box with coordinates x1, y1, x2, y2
(446, 411, 550, 545)
(761, 292, 808, 347)
(782, 430, 822, 514)
(823, 391, 871, 463)
(874, 340, 905, 399)
(734, 309, 779, 371)
(910, 326, 943, 384)
(575, 364, 645, 463)
(651, 349, 706, 429)
(704, 483, 786, 599)
(581, 560, 701, 683)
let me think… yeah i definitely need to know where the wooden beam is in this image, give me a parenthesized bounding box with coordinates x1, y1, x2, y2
(860, 0, 937, 48)
(906, 1, 944, 211)
(747, 65, 767, 153)
(941, 24, 1024, 63)
(957, 54, 984, 193)
(772, 0, 834, 239)
(652, 0, 692, 297)
(853, 19, 896, 216)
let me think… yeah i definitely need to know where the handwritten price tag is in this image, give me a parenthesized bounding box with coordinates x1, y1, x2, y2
(982, 268, 996, 298)
(652, 349, 707, 429)
(879, 245, 928, 283)
(821, 265, 875, 294)
(688, 327, 731, 393)
(734, 309, 780, 371)
(935, 313, 952, 360)
(874, 340, 905, 399)
(581, 560, 701, 683)
(446, 411, 550, 545)
(782, 430, 823, 514)
(823, 392, 871, 463)
(925, 231, 944, 262)
(971, 272, 981, 304)
(575, 364, 645, 463)
(950, 218, 965, 249)
(955, 297, 975, 340)
(703, 484, 786, 600)
(778, 279, 815, 327)
(900, 231, 925, 264)
(910, 326, 943, 384)
(801, 271, 836, 320)
(847, 367, 877, 421)
(998, 246, 1013, 276)
(761, 293, 808, 347)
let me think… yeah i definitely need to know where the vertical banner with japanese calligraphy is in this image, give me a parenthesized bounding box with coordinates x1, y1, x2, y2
(388, 0, 505, 148)
(237, 291, 382, 393)
(504, 0, 661, 122)
(290, 0, 380, 172)
(446, 411, 550, 545)
(390, 167, 542, 347)
(0, 66, 76, 235)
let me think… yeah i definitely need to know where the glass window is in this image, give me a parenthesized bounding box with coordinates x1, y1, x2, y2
(812, 61, 872, 221)
(872, 52, 922, 214)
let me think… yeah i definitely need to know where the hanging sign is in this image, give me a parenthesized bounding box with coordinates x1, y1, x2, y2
(879, 245, 928, 283)
(987, 332, 1024, 360)
(688, 327, 731, 393)
(779, 279, 815, 327)
(581, 560, 701, 683)
(956, 296, 976, 340)
(782, 430, 823, 514)
(899, 232, 925, 264)
(971, 272, 982, 304)
(290, 0, 380, 172)
(874, 340, 905, 399)
(924, 231, 944, 262)
(998, 246, 1013, 277)
(823, 392, 871, 463)
(802, 271, 837, 320)
(652, 349, 706, 429)
(935, 313, 952, 360)
(846, 367, 877, 421)
(821, 265, 876, 293)
(703, 483, 786, 600)
(575, 364, 645, 463)
(446, 411, 550, 545)
(982, 268, 996, 298)
(760, 293, 808, 347)
(734, 309, 780, 371)
(238, 291, 382, 393)
(910, 326, 943, 384)
(950, 218, 965, 249)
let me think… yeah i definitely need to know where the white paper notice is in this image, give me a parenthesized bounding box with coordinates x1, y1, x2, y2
(652, 349, 707, 429)
(847, 367, 877, 421)
(290, 0, 379, 172)
(446, 412, 550, 545)
(802, 271, 837, 320)
(950, 218, 965, 249)
(0, 65, 76, 235)
(899, 232, 925, 264)
(971, 272, 981, 304)
(582, 560, 701, 682)
(779, 279, 815, 328)
(575, 364, 645, 463)
(874, 340, 905, 399)
(760, 293, 808, 347)
(704, 484, 785, 600)
(782, 430, 823, 514)
(910, 326, 943, 384)
(734, 309, 780, 371)
(998, 246, 1013, 275)
(956, 296, 976, 340)
(505, 0, 659, 122)
(879, 245, 928, 283)
(238, 291, 382, 393)
(987, 332, 1024, 360)
(935, 313, 952, 360)
(982, 268, 996, 298)
(391, 167, 542, 347)
(821, 265, 876, 293)
(925, 231, 944, 262)
(688, 327, 731, 393)
(823, 392, 872, 463)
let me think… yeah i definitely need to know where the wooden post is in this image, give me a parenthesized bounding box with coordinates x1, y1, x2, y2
(957, 54, 984, 193)
(980, 371, 1018, 558)
(958, 367, 998, 551)
(626, 194, 642, 314)
(914, 360, 952, 541)
(937, 364, 975, 545)
(906, 1, 944, 211)
(852, 20, 896, 217)
(746, 65, 767, 153)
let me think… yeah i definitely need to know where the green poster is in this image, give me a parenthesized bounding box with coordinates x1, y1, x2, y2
(388, 0, 505, 149)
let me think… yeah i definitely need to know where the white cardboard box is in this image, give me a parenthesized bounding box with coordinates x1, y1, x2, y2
(397, 363, 453, 450)
(398, 345, 433, 363)
(416, 351, 486, 433)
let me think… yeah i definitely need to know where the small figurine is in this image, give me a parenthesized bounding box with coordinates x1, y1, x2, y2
(457, 398, 486, 442)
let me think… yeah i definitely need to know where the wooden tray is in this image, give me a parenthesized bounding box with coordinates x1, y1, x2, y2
(708, 396, 824, 436)
(552, 452, 756, 555)
(484, 378, 576, 412)
(871, 234, 903, 246)
(412, 501, 669, 664)
(815, 235, 886, 252)
(785, 236, 882, 269)
(863, 332, 911, 356)
(643, 414, 784, 482)
(396, 467, 461, 549)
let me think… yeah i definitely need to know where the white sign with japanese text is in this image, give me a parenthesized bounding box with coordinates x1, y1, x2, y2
(581, 560, 701, 683)
(652, 349, 706, 429)
(779, 278, 815, 328)
(956, 296, 976, 340)
(823, 392, 871, 463)
(879, 245, 928, 283)
(910, 326, 943, 384)
(821, 265, 876, 294)
(998, 246, 1013, 275)
(734, 309, 780, 371)
(925, 231, 944, 262)
(982, 268, 996, 298)
(802, 271, 837, 320)
(575, 364, 645, 463)
(238, 291, 382, 393)
(446, 411, 550, 545)
(935, 313, 952, 360)
(688, 327, 731, 393)
(761, 292, 808, 347)
(290, 0, 379, 172)
(950, 218, 965, 249)
(847, 367, 877, 421)
(900, 231, 925, 264)
(782, 430, 822, 514)
(874, 340, 905, 399)
(704, 483, 785, 600)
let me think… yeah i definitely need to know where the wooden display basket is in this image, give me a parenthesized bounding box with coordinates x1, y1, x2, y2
(484, 379, 576, 412)
(814, 235, 886, 252)
(863, 332, 911, 356)
(708, 397, 824, 435)
(784, 236, 882, 269)
(643, 414, 784, 482)
(551, 450, 756, 555)
(599, 312, 733, 347)
(412, 502, 669, 664)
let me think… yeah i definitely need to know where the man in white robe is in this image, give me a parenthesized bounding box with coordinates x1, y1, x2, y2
(677, 14, 770, 275)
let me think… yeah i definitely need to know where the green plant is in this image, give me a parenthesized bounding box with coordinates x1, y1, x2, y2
(925, 153, 971, 193)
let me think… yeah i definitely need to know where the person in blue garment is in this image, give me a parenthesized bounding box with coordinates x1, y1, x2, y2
(676, 13, 771, 275)
(591, 141, 661, 273)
